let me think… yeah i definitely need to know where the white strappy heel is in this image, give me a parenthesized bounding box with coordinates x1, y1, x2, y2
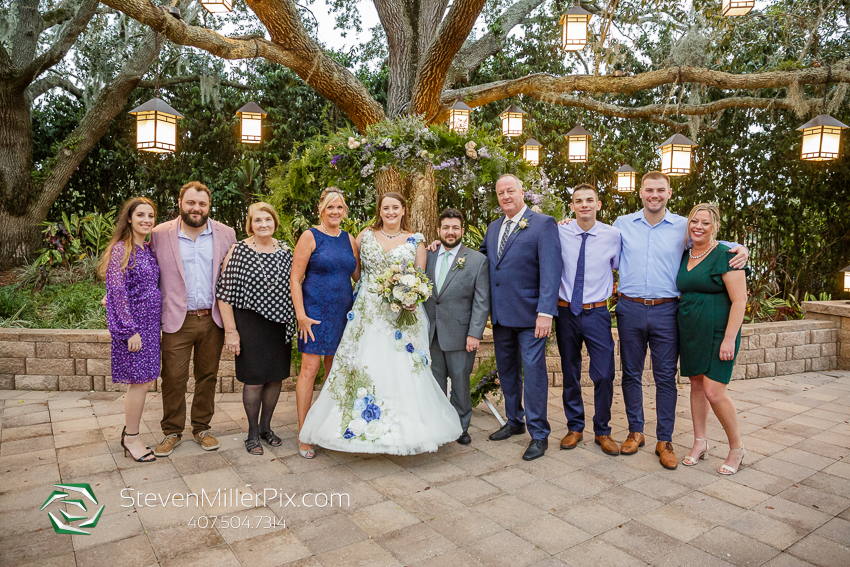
(682, 438, 709, 466)
(718, 446, 746, 475)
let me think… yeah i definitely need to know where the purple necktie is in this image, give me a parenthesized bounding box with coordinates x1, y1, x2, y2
(571, 233, 589, 316)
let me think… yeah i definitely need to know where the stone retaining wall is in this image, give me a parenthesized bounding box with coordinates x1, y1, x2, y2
(0, 314, 840, 391)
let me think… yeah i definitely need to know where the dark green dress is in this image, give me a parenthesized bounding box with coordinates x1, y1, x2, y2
(676, 244, 742, 384)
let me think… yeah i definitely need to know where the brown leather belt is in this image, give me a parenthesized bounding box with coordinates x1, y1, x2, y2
(187, 309, 212, 316)
(558, 299, 608, 310)
(618, 294, 679, 306)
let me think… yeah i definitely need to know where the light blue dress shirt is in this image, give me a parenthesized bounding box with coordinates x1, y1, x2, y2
(177, 220, 214, 310)
(614, 209, 739, 299)
(558, 220, 621, 304)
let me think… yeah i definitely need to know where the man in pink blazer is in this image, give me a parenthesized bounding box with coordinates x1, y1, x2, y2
(151, 181, 237, 456)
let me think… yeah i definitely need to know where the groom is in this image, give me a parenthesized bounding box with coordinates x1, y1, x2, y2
(424, 209, 490, 444)
(480, 174, 562, 460)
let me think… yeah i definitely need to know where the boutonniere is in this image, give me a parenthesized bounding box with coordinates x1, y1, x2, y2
(452, 257, 466, 271)
(515, 218, 529, 232)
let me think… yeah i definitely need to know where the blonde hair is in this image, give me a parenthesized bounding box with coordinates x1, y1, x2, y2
(318, 187, 349, 219)
(245, 202, 280, 236)
(686, 203, 721, 244)
(641, 170, 670, 188)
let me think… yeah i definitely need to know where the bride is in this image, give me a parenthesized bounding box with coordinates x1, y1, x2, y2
(299, 192, 463, 455)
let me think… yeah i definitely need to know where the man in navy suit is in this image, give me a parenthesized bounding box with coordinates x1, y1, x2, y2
(480, 174, 562, 461)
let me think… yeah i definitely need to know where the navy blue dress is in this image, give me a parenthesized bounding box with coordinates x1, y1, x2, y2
(298, 228, 357, 355)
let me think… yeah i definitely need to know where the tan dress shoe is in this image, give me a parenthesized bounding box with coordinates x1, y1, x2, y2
(154, 434, 182, 457)
(655, 441, 678, 470)
(560, 431, 583, 450)
(620, 432, 645, 455)
(194, 430, 220, 451)
(595, 435, 620, 455)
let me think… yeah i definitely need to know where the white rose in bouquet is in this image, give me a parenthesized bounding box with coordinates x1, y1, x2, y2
(356, 387, 368, 398)
(349, 418, 368, 435)
(400, 274, 417, 287)
(417, 283, 429, 295)
(390, 303, 402, 313)
(393, 287, 406, 300)
(364, 420, 384, 440)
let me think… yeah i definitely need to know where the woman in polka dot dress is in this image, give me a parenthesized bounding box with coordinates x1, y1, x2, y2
(101, 197, 162, 463)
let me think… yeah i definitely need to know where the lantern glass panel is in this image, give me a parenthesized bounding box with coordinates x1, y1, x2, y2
(449, 111, 470, 133)
(722, 0, 754, 16)
(661, 144, 692, 175)
(844, 271, 850, 292)
(201, 0, 232, 13)
(241, 113, 263, 144)
(136, 110, 176, 153)
(568, 136, 588, 162)
(523, 146, 540, 165)
(562, 16, 589, 51)
(617, 172, 635, 192)
(501, 113, 523, 136)
(801, 126, 842, 161)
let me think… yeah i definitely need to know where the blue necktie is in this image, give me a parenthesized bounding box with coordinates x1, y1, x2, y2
(571, 233, 589, 316)
(498, 220, 513, 259)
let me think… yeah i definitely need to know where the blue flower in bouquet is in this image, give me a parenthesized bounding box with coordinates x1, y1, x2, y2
(343, 428, 355, 439)
(406, 343, 415, 353)
(406, 236, 417, 245)
(353, 397, 368, 411)
(347, 311, 355, 321)
(361, 404, 381, 422)
(353, 291, 358, 301)
(394, 330, 403, 341)
(364, 393, 375, 405)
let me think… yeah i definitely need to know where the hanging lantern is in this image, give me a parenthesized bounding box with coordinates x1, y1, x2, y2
(840, 265, 850, 292)
(499, 105, 526, 137)
(559, 5, 592, 51)
(200, 0, 233, 13)
(236, 101, 267, 144)
(564, 125, 591, 162)
(448, 101, 472, 134)
(722, 0, 754, 17)
(128, 97, 183, 153)
(615, 164, 637, 193)
(522, 138, 542, 165)
(797, 114, 848, 162)
(658, 133, 697, 176)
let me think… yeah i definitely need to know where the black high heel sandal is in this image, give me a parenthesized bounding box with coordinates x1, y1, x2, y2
(121, 426, 156, 462)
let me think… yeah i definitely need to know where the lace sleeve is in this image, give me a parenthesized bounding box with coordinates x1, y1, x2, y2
(105, 242, 138, 341)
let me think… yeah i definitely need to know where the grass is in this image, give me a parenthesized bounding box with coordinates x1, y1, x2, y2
(0, 281, 107, 329)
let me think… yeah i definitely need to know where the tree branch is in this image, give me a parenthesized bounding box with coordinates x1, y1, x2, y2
(441, 65, 850, 111)
(26, 74, 84, 103)
(410, 0, 489, 118)
(373, 0, 415, 117)
(445, 0, 547, 87)
(100, 0, 385, 130)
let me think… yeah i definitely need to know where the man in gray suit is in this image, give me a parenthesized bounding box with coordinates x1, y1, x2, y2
(424, 209, 490, 444)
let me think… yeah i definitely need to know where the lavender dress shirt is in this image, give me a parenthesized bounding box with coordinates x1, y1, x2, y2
(558, 221, 621, 304)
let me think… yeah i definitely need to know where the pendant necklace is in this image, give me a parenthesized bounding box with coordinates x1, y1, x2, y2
(381, 228, 402, 239)
(249, 237, 284, 288)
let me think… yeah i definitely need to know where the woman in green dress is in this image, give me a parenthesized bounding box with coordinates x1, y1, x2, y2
(677, 203, 747, 475)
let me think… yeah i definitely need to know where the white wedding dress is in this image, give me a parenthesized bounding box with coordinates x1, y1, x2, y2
(299, 231, 462, 455)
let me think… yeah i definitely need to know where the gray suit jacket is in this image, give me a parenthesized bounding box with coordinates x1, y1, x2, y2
(423, 244, 490, 352)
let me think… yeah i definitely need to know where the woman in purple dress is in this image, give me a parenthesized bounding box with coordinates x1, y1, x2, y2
(99, 197, 162, 463)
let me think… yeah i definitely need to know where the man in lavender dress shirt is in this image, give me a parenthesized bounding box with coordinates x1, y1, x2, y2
(151, 181, 237, 457)
(556, 184, 622, 457)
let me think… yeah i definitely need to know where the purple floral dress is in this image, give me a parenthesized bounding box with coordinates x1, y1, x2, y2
(106, 241, 162, 384)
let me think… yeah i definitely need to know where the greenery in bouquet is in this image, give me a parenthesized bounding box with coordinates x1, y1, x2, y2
(470, 355, 502, 408)
(372, 256, 433, 327)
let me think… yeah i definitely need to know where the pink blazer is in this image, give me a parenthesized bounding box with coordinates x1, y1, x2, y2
(149, 218, 237, 333)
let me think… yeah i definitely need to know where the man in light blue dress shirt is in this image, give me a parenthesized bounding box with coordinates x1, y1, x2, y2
(613, 171, 748, 469)
(556, 184, 622, 457)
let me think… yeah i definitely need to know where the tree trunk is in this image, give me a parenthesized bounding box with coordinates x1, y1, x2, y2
(375, 167, 406, 197)
(408, 166, 438, 243)
(0, 209, 42, 269)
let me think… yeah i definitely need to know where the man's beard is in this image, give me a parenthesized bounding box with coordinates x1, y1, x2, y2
(439, 236, 460, 249)
(180, 209, 209, 228)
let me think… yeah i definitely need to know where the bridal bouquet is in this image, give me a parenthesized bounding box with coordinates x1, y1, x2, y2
(373, 261, 432, 327)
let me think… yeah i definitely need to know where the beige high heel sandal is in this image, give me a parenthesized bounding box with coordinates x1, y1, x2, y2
(682, 438, 709, 466)
(718, 446, 746, 475)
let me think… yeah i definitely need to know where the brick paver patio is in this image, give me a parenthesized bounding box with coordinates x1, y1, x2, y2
(1, 371, 849, 567)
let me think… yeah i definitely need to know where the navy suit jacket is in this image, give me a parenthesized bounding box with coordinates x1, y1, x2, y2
(480, 208, 562, 328)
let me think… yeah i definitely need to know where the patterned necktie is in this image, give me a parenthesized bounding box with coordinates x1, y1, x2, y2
(498, 220, 513, 259)
(571, 233, 589, 316)
(437, 251, 450, 291)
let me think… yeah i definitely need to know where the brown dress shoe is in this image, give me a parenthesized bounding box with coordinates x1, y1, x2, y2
(620, 432, 645, 455)
(655, 441, 678, 470)
(560, 431, 583, 450)
(595, 435, 620, 456)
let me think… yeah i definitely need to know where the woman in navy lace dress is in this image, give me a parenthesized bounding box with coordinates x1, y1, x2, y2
(100, 197, 162, 463)
(291, 188, 359, 458)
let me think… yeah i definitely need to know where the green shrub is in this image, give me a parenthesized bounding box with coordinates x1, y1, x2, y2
(0, 281, 106, 329)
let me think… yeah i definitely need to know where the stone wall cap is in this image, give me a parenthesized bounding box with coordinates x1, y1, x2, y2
(802, 300, 850, 318)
